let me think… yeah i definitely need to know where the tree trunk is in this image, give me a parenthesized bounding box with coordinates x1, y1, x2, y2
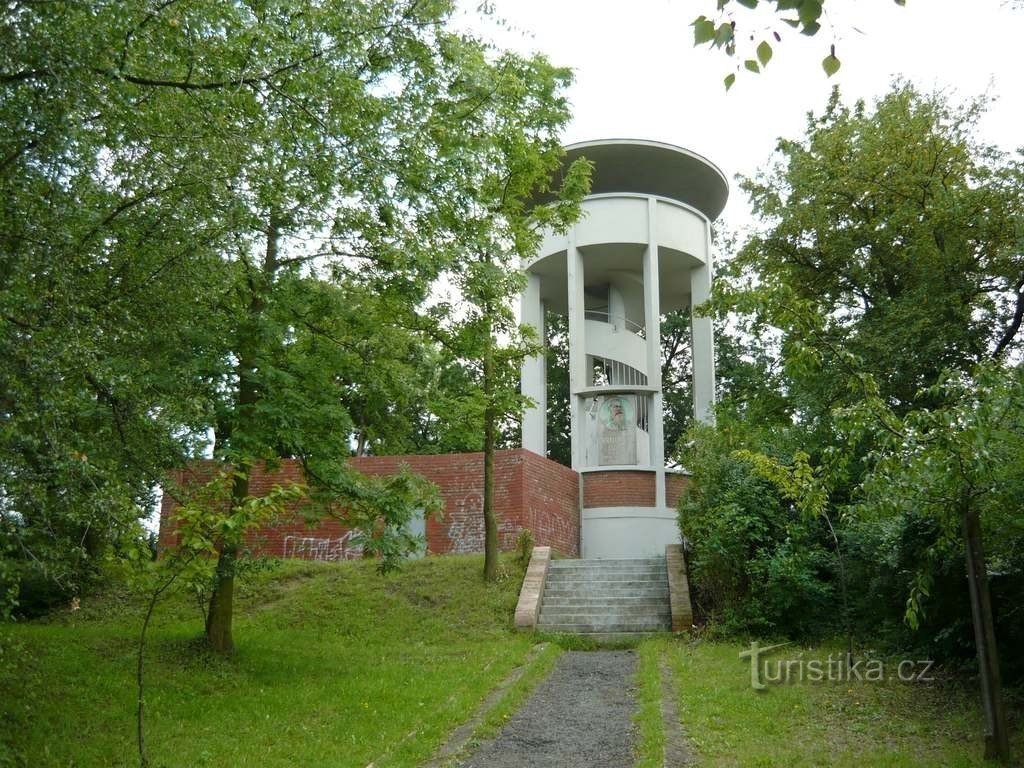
(205, 546, 236, 652)
(204, 467, 249, 652)
(963, 503, 1010, 763)
(482, 330, 498, 582)
(205, 214, 279, 652)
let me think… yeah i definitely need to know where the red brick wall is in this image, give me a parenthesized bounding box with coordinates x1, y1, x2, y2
(665, 473, 690, 509)
(522, 451, 580, 556)
(582, 470, 657, 508)
(158, 449, 581, 560)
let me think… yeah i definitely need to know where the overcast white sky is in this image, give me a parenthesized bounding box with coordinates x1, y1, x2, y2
(460, 0, 1024, 233)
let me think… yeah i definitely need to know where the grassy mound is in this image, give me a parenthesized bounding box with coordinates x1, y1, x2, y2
(0, 554, 533, 768)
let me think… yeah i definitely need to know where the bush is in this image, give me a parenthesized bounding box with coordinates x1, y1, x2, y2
(514, 528, 534, 568)
(7, 564, 76, 619)
(679, 425, 837, 638)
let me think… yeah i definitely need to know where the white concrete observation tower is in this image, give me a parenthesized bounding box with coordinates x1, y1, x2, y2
(520, 139, 728, 559)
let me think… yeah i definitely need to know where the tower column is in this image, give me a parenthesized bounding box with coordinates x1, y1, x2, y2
(521, 271, 546, 455)
(644, 198, 666, 507)
(691, 223, 716, 425)
(566, 234, 586, 470)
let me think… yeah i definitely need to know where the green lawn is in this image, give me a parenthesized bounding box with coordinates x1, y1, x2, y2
(4, 559, 1022, 768)
(0, 554, 539, 768)
(635, 637, 1023, 768)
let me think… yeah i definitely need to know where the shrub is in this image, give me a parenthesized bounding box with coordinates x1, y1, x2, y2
(679, 424, 837, 638)
(514, 528, 534, 568)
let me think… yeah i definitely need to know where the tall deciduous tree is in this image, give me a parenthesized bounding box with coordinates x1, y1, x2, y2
(724, 84, 1024, 419)
(850, 366, 1022, 763)
(422, 47, 590, 581)
(1, 0, 589, 633)
(2, 0, 245, 612)
(197, 8, 592, 643)
(704, 83, 1023, 763)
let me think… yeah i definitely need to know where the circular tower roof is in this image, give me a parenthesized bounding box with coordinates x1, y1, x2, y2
(557, 138, 729, 221)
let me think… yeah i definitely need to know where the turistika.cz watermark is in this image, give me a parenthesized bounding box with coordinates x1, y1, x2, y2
(739, 641, 935, 691)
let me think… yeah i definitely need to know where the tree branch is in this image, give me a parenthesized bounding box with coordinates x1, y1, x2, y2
(992, 277, 1024, 359)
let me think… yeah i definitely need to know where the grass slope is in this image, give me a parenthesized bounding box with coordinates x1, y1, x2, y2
(5, 558, 1023, 768)
(658, 638, 1022, 767)
(0, 554, 535, 768)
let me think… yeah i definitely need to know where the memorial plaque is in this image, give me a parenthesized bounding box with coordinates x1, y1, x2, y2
(597, 395, 637, 466)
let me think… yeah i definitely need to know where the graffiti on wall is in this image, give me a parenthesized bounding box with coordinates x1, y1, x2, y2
(283, 532, 362, 562)
(445, 492, 485, 554)
(445, 491, 521, 553)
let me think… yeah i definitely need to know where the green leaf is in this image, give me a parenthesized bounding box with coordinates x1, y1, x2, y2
(801, 21, 821, 36)
(724, 73, 736, 91)
(714, 22, 735, 48)
(756, 40, 773, 67)
(736, 0, 758, 7)
(744, 59, 760, 73)
(798, 0, 823, 25)
(822, 53, 841, 77)
(693, 17, 716, 45)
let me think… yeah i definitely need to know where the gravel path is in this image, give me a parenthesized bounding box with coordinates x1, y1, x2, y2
(456, 650, 638, 768)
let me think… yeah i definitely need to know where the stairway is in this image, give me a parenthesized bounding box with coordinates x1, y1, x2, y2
(536, 556, 671, 638)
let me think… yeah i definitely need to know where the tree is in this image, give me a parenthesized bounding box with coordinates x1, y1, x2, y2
(692, 0, 909, 87)
(1, 0, 589, 636)
(724, 84, 1024, 419)
(850, 366, 1022, 763)
(423, 47, 590, 581)
(198, 9, 592, 640)
(694, 83, 1024, 763)
(2, 0, 246, 614)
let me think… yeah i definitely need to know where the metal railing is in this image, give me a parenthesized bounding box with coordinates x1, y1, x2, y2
(584, 310, 646, 337)
(590, 355, 648, 388)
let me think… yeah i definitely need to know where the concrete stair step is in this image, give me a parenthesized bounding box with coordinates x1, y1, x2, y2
(541, 600, 671, 612)
(550, 560, 665, 568)
(548, 565, 666, 574)
(560, 576, 665, 582)
(542, 591, 670, 601)
(552, 561, 663, 573)
(541, 601, 670, 614)
(545, 632, 667, 643)
(537, 619, 672, 633)
(545, 575, 668, 586)
(548, 564, 667, 572)
(544, 593, 671, 606)
(546, 570, 665, 576)
(542, 596, 669, 608)
(543, 586, 668, 595)
(539, 611, 671, 624)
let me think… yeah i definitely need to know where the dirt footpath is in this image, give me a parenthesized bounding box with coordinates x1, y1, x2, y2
(456, 650, 638, 768)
